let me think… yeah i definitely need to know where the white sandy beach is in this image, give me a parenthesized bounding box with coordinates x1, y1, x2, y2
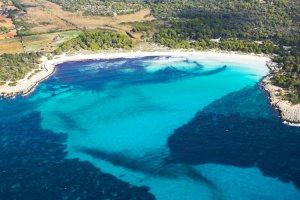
(0, 50, 270, 97)
(3, 49, 300, 124)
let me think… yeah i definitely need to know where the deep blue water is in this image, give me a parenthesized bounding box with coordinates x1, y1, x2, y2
(1, 56, 300, 200)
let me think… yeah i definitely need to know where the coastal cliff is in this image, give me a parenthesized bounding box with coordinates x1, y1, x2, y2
(262, 63, 300, 125)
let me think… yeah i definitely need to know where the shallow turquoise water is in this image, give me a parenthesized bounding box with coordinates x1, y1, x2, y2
(1, 56, 300, 200)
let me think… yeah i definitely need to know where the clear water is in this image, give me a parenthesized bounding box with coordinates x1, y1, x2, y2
(1, 56, 300, 200)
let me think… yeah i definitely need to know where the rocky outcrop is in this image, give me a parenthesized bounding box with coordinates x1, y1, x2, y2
(262, 75, 300, 124)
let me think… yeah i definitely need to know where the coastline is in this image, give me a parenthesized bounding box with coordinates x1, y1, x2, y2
(260, 60, 300, 125)
(262, 75, 300, 125)
(1, 49, 299, 125)
(0, 50, 269, 97)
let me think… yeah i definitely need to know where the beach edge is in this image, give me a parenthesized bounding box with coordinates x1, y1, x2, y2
(1, 50, 299, 125)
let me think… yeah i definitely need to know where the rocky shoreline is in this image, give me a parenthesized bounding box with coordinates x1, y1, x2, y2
(0, 50, 268, 98)
(1, 50, 299, 126)
(262, 62, 300, 125)
(0, 56, 56, 99)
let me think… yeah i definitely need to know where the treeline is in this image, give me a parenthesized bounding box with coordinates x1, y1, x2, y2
(273, 49, 300, 104)
(0, 26, 9, 34)
(9, 0, 34, 36)
(129, 21, 154, 40)
(48, 0, 145, 16)
(0, 52, 42, 84)
(155, 30, 280, 54)
(0, 31, 134, 84)
(11, 0, 26, 12)
(54, 31, 135, 54)
(151, 0, 299, 45)
(131, 24, 152, 33)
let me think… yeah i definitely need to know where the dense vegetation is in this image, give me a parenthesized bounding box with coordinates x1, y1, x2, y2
(47, 0, 145, 16)
(273, 49, 300, 104)
(0, 26, 9, 34)
(11, 0, 26, 12)
(9, 0, 34, 35)
(54, 30, 135, 54)
(2, 0, 300, 103)
(49, 0, 299, 45)
(0, 31, 134, 84)
(131, 22, 153, 33)
(129, 21, 156, 40)
(0, 52, 42, 84)
(155, 31, 281, 53)
(147, 0, 300, 103)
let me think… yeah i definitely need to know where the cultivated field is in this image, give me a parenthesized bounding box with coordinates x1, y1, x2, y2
(0, 37, 23, 54)
(0, 0, 155, 54)
(0, 29, 17, 39)
(0, 16, 14, 27)
(19, 0, 154, 35)
(0, 1, 17, 39)
(22, 30, 81, 52)
(0, 30, 80, 54)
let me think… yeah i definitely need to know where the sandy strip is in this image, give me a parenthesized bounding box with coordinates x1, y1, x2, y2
(0, 50, 270, 97)
(4, 49, 300, 125)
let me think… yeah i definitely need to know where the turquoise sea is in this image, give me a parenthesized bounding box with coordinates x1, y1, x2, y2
(1, 55, 300, 200)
